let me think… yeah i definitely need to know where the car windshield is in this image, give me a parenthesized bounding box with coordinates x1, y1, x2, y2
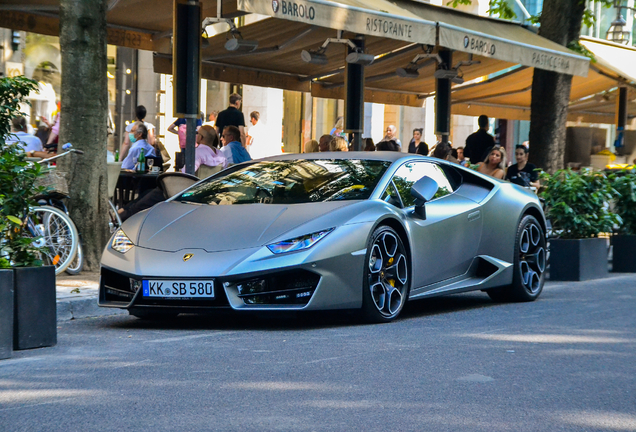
(174, 159, 392, 205)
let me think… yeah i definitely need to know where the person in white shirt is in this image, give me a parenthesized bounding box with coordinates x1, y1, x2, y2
(246, 111, 265, 158)
(5, 117, 47, 157)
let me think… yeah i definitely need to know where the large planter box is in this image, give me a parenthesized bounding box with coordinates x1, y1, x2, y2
(0, 269, 14, 360)
(13, 266, 57, 350)
(550, 238, 608, 281)
(612, 235, 636, 273)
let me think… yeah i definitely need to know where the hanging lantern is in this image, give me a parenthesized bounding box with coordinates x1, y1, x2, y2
(606, 14, 631, 45)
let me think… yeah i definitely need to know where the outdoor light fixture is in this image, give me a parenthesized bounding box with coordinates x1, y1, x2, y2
(301, 49, 328, 65)
(225, 37, 258, 52)
(346, 51, 375, 66)
(606, 1, 636, 44)
(434, 68, 459, 80)
(607, 14, 630, 44)
(301, 35, 366, 66)
(396, 67, 419, 78)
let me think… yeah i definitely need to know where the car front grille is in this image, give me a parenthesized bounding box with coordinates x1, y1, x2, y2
(228, 270, 320, 306)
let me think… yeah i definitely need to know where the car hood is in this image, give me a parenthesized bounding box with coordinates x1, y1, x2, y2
(135, 201, 357, 252)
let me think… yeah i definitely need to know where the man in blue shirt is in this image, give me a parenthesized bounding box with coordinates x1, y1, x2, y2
(220, 126, 251, 165)
(5, 117, 46, 157)
(121, 123, 156, 170)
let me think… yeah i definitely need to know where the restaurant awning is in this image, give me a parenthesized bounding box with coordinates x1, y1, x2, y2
(451, 37, 636, 124)
(2, 0, 591, 109)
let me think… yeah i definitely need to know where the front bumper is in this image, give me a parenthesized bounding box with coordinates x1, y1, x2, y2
(99, 223, 371, 313)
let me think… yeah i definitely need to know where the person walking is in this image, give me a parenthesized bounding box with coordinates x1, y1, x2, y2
(246, 111, 265, 157)
(216, 93, 246, 146)
(464, 115, 495, 165)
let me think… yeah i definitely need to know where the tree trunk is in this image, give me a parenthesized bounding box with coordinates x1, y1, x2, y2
(529, 0, 586, 173)
(59, 0, 110, 271)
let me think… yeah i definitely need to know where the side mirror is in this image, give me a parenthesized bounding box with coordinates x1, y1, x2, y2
(410, 176, 439, 219)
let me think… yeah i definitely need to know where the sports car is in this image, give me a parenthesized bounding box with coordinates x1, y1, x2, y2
(99, 152, 547, 322)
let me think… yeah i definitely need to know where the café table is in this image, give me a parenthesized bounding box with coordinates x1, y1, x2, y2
(114, 170, 161, 208)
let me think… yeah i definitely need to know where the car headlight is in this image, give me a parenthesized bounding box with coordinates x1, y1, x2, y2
(267, 228, 334, 254)
(111, 229, 134, 254)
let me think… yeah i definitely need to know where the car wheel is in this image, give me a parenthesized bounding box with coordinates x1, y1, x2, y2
(361, 226, 410, 323)
(488, 214, 546, 302)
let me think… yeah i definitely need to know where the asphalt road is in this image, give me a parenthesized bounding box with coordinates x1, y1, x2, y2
(2, 275, 636, 431)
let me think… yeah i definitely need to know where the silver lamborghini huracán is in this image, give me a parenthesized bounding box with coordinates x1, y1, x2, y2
(100, 152, 547, 322)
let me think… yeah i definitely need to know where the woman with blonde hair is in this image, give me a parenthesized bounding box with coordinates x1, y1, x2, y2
(477, 145, 506, 179)
(304, 139, 320, 153)
(329, 136, 348, 152)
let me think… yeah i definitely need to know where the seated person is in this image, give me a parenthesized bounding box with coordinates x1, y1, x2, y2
(506, 144, 540, 188)
(5, 117, 49, 158)
(182, 125, 227, 173)
(477, 145, 506, 180)
(329, 136, 348, 152)
(220, 125, 251, 164)
(375, 140, 400, 152)
(121, 123, 155, 170)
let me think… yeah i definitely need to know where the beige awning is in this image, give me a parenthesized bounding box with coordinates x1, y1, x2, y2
(451, 37, 636, 123)
(237, 0, 437, 45)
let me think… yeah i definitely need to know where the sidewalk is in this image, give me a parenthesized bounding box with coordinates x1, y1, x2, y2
(56, 272, 126, 321)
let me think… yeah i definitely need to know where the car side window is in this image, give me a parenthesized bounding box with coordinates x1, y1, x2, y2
(392, 161, 455, 207)
(381, 181, 403, 208)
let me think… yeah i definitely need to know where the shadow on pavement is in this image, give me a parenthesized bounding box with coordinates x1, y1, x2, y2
(102, 291, 500, 331)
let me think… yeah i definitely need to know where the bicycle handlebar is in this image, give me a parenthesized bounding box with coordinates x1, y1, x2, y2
(37, 148, 84, 164)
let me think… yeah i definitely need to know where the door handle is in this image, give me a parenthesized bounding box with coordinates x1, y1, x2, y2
(468, 210, 481, 222)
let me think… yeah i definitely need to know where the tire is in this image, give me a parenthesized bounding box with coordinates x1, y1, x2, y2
(65, 241, 84, 275)
(29, 206, 79, 275)
(361, 225, 410, 323)
(487, 214, 546, 302)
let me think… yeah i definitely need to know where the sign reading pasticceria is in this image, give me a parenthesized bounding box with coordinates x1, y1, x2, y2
(238, 0, 436, 45)
(439, 23, 589, 77)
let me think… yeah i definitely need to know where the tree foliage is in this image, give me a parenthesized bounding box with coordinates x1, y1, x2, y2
(0, 76, 46, 268)
(611, 171, 636, 235)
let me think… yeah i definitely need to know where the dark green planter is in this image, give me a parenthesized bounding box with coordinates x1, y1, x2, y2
(612, 235, 636, 273)
(13, 266, 57, 350)
(0, 269, 14, 360)
(550, 238, 608, 281)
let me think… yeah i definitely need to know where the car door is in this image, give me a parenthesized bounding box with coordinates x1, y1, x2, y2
(387, 161, 483, 289)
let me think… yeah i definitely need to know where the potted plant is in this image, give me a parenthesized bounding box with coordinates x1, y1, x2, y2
(610, 170, 636, 272)
(540, 168, 620, 281)
(0, 76, 56, 354)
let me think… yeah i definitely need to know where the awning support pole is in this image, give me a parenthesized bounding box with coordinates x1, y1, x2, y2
(345, 36, 365, 151)
(435, 49, 452, 144)
(615, 86, 628, 152)
(173, 0, 202, 174)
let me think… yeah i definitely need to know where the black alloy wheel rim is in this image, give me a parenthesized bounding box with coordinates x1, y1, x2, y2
(368, 231, 408, 317)
(519, 222, 546, 294)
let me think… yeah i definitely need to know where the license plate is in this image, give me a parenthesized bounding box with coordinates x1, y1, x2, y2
(142, 280, 215, 299)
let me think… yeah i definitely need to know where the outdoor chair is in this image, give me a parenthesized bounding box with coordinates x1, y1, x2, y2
(157, 172, 199, 199)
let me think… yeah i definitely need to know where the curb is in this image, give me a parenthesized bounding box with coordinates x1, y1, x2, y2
(57, 297, 127, 321)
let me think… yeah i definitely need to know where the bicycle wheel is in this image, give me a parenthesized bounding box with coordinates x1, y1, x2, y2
(65, 240, 84, 275)
(108, 200, 122, 233)
(29, 206, 79, 275)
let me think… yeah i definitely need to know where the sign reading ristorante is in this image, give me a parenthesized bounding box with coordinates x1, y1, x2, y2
(238, 0, 436, 45)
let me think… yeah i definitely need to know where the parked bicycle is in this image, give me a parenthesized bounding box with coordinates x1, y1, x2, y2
(27, 147, 83, 275)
